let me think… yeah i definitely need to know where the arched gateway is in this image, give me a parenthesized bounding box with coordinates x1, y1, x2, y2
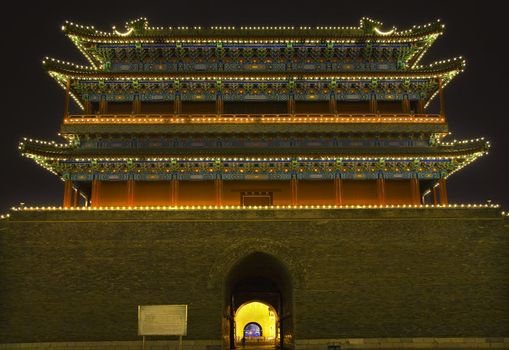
(223, 252, 294, 350)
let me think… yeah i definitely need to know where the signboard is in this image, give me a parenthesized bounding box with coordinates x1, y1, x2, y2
(138, 305, 188, 336)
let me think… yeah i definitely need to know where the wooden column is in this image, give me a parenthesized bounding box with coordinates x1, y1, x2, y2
(73, 188, 79, 208)
(370, 94, 378, 114)
(291, 177, 298, 205)
(402, 95, 410, 114)
(84, 101, 92, 114)
(99, 97, 108, 114)
(127, 179, 135, 207)
(288, 94, 295, 115)
(64, 78, 71, 118)
(329, 93, 337, 114)
(174, 94, 182, 114)
(91, 179, 101, 208)
(411, 178, 420, 205)
(171, 178, 179, 206)
(416, 99, 425, 114)
(439, 178, 448, 205)
(63, 180, 73, 208)
(438, 78, 445, 117)
(431, 185, 438, 205)
(216, 94, 223, 115)
(377, 178, 386, 206)
(215, 177, 223, 206)
(334, 177, 343, 206)
(132, 96, 141, 114)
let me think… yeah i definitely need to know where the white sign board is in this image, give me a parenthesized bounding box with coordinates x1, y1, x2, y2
(138, 305, 188, 336)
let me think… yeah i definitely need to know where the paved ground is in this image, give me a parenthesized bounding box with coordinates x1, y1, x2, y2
(235, 344, 278, 350)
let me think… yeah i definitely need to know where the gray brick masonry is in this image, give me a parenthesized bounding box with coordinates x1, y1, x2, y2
(0, 208, 508, 348)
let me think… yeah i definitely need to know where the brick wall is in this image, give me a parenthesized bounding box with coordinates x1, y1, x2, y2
(0, 208, 508, 345)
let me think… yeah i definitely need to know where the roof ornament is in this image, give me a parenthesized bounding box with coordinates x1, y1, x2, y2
(360, 17, 396, 35)
(114, 17, 148, 36)
(374, 27, 396, 36)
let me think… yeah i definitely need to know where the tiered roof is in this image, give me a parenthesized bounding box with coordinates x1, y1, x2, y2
(43, 18, 464, 110)
(20, 18, 489, 184)
(62, 17, 444, 67)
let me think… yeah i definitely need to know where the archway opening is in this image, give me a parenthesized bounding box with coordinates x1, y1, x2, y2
(236, 301, 278, 344)
(223, 252, 294, 350)
(244, 322, 262, 337)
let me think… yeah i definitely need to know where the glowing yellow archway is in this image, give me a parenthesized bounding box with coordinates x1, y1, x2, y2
(234, 301, 278, 343)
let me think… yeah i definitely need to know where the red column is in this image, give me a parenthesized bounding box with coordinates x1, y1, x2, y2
(174, 94, 181, 114)
(402, 95, 410, 114)
(431, 185, 438, 205)
(135, 98, 142, 114)
(329, 94, 337, 114)
(63, 180, 73, 208)
(171, 178, 179, 206)
(439, 178, 448, 205)
(84, 101, 92, 115)
(215, 178, 223, 206)
(417, 99, 425, 114)
(216, 94, 223, 115)
(99, 98, 108, 114)
(288, 94, 295, 115)
(411, 178, 420, 205)
(127, 179, 135, 207)
(370, 94, 377, 114)
(73, 188, 79, 208)
(291, 177, 298, 205)
(91, 179, 101, 208)
(377, 178, 386, 206)
(334, 177, 343, 206)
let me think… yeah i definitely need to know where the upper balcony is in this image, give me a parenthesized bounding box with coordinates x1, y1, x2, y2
(61, 113, 448, 135)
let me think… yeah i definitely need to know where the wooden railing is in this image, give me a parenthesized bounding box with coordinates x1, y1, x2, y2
(64, 113, 445, 125)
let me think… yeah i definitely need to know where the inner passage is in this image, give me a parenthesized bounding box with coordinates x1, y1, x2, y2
(235, 301, 277, 343)
(244, 322, 262, 337)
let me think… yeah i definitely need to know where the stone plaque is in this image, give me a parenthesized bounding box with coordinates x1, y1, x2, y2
(138, 305, 188, 336)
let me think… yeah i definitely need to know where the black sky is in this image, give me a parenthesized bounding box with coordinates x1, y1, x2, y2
(1, 0, 507, 213)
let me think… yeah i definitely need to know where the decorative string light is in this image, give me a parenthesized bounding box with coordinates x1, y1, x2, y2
(16, 17, 495, 215)
(61, 114, 447, 125)
(8, 203, 502, 212)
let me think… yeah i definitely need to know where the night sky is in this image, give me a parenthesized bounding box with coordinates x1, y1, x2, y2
(1, 0, 507, 213)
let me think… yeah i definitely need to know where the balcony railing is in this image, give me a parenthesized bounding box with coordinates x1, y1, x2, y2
(64, 113, 445, 125)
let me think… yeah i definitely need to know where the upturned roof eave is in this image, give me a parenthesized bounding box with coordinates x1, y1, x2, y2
(19, 139, 489, 160)
(62, 21, 443, 43)
(43, 59, 464, 80)
(62, 18, 444, 67)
